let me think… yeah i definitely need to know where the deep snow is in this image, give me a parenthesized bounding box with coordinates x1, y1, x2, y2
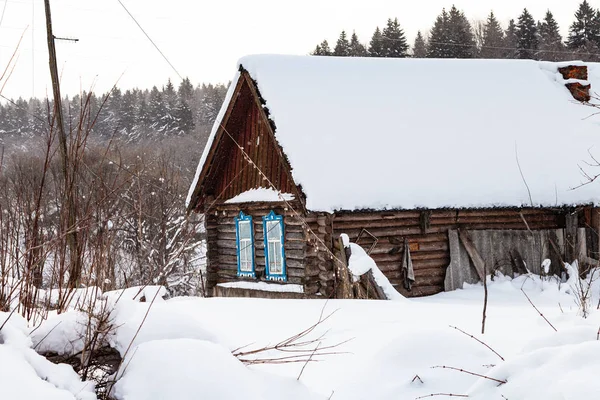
(4, 273, 600, 399)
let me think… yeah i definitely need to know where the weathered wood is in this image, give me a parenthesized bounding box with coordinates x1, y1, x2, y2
(364, 270, 387, 300)
(335, 237, 353, 299)
(565, 211, 579, 263)
(457, 229, 486, 281)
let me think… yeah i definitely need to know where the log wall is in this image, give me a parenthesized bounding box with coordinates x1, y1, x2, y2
(331, 208, 572, 297)
(206, 205, 594, 299)
(205, 202, 336, 297)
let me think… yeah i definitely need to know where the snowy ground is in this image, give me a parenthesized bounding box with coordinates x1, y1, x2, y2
(2, 274, 600, 399)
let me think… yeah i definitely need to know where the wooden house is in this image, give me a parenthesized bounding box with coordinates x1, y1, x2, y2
(186, 55, 600, 299)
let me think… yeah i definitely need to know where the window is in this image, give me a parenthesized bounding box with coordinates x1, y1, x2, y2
(263, 210, 286, 281)
(235, 211, 255, 278)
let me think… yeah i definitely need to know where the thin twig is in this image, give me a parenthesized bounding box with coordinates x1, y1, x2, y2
(432, 365, 507, 385)
(415, 393, 469, 399)
(449, 326, 504, 361)
(515, 143, 533, 207)
(521, 288, 557, 332)
(297, 342, 320, 380)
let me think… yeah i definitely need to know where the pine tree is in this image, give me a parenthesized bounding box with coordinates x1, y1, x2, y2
(174, 100, 195, 135)
(480, 11, 505, 58)
(313, 40, 332, 56)
(162, 79, 178, 134)
(538, 10, 564, 61)
(412, 31, 427, 58)
(566, 0, 600, 50)
(333, 31, 351, 56)
(447, 6, 476, 58)
(177, 77, 194, 103)
(119, 90, 137, 135)
(427, 8, 452, 58)
(148, 86, 165, 132)
(515, 9, 538, 59)
(504, 19, 518, 58)
(349, 32, 367, 56)
(381, 18, 409, 57)
(368, 27, 385, 57)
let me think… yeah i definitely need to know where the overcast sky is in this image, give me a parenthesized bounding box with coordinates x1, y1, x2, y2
(0, 0, 588, 99)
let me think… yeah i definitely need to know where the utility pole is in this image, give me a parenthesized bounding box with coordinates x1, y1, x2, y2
(44, 0, 81, 288)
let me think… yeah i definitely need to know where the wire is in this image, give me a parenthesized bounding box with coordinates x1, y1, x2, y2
(116, 0, 183, 81)
(0, 0, 8, 28)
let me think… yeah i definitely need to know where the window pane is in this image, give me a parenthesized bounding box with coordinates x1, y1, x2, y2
(239, 220, 251, 239)
(239, 238, 253, 272)
(266, 220, 281, 240)
(268, 241, 282, 274)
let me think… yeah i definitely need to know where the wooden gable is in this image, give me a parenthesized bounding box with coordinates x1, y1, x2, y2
(188, 71, 304, 212)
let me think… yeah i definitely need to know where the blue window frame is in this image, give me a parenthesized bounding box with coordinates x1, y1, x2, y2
(235, 211, 256, 278)
(263, 210, 286, 282)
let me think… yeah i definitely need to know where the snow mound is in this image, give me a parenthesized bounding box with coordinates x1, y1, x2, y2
(347, 242, 405, 301)
(0, 312, 96, 400)
(103, 285, 168, 304)
(111, 338, 323, 400)
(470, 339, 600, 399)
(109, 297, 219, 355)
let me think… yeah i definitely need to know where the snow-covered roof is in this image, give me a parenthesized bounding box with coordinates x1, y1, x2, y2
(189, 55, 600, 212)
(224, 188, 295, 204)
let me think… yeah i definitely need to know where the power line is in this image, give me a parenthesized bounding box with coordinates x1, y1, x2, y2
(0, 0, 8, 28)
(116, 0, 183, 81)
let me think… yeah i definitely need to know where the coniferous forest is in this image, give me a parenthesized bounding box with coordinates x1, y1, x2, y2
(0, 78, 228, 148)
(312, 2, 600, 62)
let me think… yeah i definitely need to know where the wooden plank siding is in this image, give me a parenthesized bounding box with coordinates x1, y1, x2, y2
(200, 74, 301, 210)
(331, 208, 571, 297)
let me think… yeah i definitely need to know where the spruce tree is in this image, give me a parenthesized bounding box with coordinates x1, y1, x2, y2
(566, 0, 600, 50)
(447, 5, 475, 58)
(381, 18, 409, 57)
(515, 9, 538, 59)
(504, 19, 518, 58)
(412, 31, 427, 58)
(368, 27, 385, 57)
(427, 9, 451, 58)
(349, 32, 367, 56)
(480, 11, 505, 58)
(333, 31, 351, 56)
(119, 90, 137, 135)
(174, 100, 195, 135)
(312, 40, 333, 56)
(538, 10, 564, 61)
(177, 77, 194, 103)
(148, 86, 165, 131)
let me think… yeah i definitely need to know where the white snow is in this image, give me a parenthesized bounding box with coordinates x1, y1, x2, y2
(190, 55, 600, 211)
(14, 270, 600, 399)
(224, 187, 295, 203)
(347, 242, 405, 301)
(111, 338, 321, 400)
(217, 281, 304, 293)
(0, 312, 96, 400)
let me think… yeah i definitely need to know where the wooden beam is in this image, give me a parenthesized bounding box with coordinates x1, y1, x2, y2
(457, 229, 486, 281)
